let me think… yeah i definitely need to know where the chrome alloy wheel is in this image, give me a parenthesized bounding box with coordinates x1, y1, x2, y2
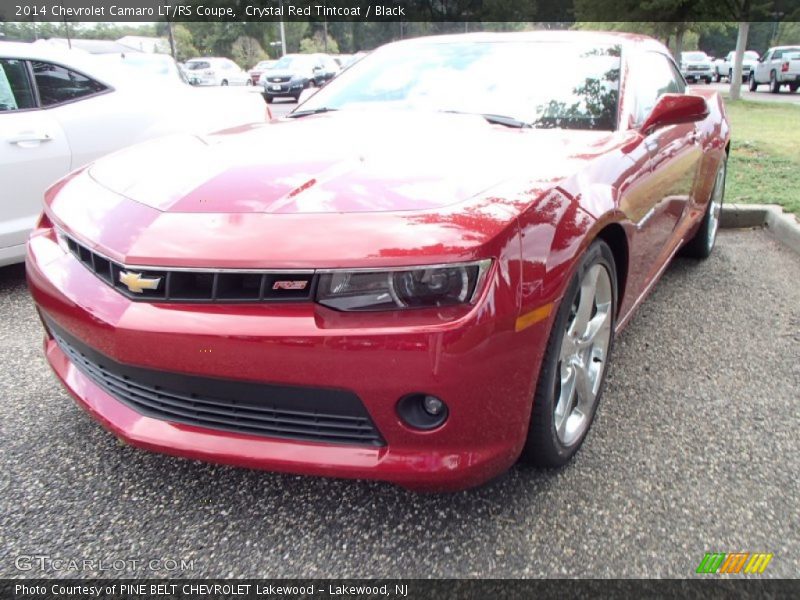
(707, 160, 726, 252)
(554, 264, 613, 446)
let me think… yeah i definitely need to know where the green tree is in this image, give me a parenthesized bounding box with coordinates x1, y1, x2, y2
(231, 35, 267, 68)
(299, 32, 340, 54)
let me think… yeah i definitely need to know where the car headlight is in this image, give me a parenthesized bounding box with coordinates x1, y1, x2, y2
(315, 260, 491, 311)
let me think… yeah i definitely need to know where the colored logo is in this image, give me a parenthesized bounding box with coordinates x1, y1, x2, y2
(119, 271, 161, 294)
(272, 280, 308, 291)
(696, 552, 773, 574)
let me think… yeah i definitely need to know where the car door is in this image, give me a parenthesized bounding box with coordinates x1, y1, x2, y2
(0, 58, 70, 258)
(755, 50, 773, 83)
(624, 51, 703, 288)
(28, 60, 139, 170)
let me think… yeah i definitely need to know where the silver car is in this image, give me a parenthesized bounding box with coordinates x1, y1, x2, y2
(680, 51, 713, 84)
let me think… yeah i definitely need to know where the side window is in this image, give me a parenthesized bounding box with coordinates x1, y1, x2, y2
(0, 59, 36, 111)
(31, 61, 107, 107)
(632, 52, 685, 125)
(772, 50, 783, 60)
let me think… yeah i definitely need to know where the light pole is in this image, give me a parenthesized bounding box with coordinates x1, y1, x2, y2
(278, 0, 286, 56)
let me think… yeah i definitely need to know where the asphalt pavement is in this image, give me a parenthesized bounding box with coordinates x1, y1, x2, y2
(690, 81, 800, 104)
(0, 229, 798, 578)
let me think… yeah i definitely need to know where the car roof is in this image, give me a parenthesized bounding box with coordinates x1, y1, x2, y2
(386, 30, 669, 55)
(0, 41, 121, 82)
(1, 41, 186, 89)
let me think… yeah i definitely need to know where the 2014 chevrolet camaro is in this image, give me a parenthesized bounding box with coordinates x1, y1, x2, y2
(27, 32, 730, 491)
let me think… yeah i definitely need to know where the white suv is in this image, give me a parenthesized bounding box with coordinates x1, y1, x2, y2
(184, 58, 250, 86)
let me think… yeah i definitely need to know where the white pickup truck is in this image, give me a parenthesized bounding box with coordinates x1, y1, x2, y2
(714, 50, 760, 82)
(749, 46, 800, 93)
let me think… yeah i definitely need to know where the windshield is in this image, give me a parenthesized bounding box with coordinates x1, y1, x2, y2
(744, 51, 760, 60)
(682, 52, 708, 61)
(299, 41, 621, 130)
(186, 61, 209, 71)
(273, 55, 313, 70)
(256, 61, 274, 70)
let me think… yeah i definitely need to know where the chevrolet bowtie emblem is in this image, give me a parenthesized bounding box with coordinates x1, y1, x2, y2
(119, 271, 161, 294)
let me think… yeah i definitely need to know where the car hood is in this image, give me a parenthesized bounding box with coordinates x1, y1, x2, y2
(88, 110, 616, 215)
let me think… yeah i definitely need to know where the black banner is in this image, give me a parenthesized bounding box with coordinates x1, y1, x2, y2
(1, 0, 799, 23)
(2, 580, 800, 600)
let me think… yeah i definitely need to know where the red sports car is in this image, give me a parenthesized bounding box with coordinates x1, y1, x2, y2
(27, 32, 730, 491)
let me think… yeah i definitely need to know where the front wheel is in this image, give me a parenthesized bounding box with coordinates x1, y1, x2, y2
(221, 79, 229, 87)
(521, 240, 617, 467)
(682, 155, 727, 259)
(790, 84, 799, 93)
(749, 72, 758, 91)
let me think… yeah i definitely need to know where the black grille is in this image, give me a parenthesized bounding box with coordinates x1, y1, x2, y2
(65, 236, 315, 303)
(268, 76, 291, 83)
(48, 319, 384, 447)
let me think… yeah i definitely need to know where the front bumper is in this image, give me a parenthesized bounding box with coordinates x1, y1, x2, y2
(682, 68, 714, 80)
(27, 228, 549, 491)
(263, 81, 305, 97)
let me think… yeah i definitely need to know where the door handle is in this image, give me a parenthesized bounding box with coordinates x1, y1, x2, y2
(8, 131, 53, 145)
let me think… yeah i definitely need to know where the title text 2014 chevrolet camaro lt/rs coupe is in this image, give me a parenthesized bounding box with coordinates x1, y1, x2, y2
(27, 32, 730, 491)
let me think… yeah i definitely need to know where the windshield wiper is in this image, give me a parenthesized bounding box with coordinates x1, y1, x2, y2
(440, 110, 531, 129)
(287, 107, 339, 118)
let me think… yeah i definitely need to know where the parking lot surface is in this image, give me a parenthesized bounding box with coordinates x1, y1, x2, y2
(0, 229, 798, 578)
(690, 82, 800, 104)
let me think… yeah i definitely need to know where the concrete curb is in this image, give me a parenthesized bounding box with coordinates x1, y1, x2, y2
(721, 204, 800, 255)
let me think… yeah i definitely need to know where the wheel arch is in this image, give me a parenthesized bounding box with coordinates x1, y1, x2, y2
(593, 222, 629, 316)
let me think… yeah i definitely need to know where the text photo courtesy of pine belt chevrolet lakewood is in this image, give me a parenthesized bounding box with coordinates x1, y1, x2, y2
(26, 31, 730, 492)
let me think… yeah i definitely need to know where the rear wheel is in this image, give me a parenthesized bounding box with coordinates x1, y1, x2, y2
(221, 79, 229, 86)
(682, 155, 727, 259)
(770, 71, 780, 93)
(265, 95, 274, 104)
(790, 83, 799, 93)
(749, 72, 758, 91)
(521, 240, 617, 467)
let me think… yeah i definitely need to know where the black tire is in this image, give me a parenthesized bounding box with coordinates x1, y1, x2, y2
(292, 95, 300, 103)
(790, 84, 799, 93)
(520, 240, 617, 468)
(265, 95, 274, 104)
(682, 155, 727, 259)
(770, 71, 780, 94)
(714, 71, 722, 83)
(749, 72, 758, 91)
(221, 79, 229, 87)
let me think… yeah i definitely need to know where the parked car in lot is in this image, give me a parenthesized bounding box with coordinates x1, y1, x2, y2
(27, 31, 730, 491)
(749, 46, 800, 93)
(261, 53, 339, 102)
(0, 43, 266, 266)
(680, 51, 714, 83)
(248, 59, 276, 85)
(714, 50, 760, 82)
(184, 57, 250, 86)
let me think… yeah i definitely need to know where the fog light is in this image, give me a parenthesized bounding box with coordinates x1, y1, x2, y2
(423, 395, 444, 416)
(397, 393, 448, 430)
